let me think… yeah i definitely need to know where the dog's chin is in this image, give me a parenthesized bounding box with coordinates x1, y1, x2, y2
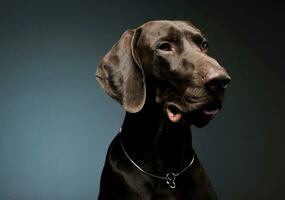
(165, 101, 222, 126)
(191, 101, 222, 127)
(190, 110, 214, 128)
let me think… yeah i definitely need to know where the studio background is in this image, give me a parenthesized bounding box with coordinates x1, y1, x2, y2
(0, 1, 284, 199)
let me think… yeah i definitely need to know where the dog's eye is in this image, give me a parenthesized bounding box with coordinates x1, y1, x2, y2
(157, 42, 172, 51)
(201, 40, 209, 51)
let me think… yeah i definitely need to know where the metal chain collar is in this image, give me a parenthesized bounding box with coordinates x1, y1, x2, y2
(119, 128, 195, 189)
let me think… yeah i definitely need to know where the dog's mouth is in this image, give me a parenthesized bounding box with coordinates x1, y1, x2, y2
(201, 101, 221, 118)
(165, 100, 222, 124)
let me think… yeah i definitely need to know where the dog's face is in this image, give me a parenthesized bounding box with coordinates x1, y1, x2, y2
(96, 20, 231, 127)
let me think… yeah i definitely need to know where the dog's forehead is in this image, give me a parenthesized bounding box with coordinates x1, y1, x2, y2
(140, 20, 202, 40)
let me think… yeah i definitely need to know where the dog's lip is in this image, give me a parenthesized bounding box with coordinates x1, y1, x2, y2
(201, 101, 221, 118)
(165, 100, 222, 121)
(203, 107, 219, 116)
(166, 102, 183, 115)
(165, 102, 183, 123)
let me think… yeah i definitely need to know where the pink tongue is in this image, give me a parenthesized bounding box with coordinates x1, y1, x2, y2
(203, 108, 219, 115)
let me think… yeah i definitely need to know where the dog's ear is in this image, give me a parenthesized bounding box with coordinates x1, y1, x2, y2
(96, 28, 145, 113)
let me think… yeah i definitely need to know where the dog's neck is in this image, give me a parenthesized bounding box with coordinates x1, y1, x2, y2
(121, 101, 193, 175)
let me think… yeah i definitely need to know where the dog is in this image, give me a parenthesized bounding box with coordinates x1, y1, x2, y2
(96, 20, 231, 200)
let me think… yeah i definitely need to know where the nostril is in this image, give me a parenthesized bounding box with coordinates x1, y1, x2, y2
(220, 76, 231, 88)
(206, 75, 231, 91)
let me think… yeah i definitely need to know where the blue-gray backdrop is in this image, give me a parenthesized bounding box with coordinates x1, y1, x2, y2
(0, 1, 284, 199)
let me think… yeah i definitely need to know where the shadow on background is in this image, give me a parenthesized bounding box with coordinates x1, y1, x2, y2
(0, 1, 284, 199)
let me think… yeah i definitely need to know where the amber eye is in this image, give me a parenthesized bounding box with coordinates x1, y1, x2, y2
(201, 40, 209, 51)
(157, 42, 172, 51)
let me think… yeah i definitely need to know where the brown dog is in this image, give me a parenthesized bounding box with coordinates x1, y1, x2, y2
(96, 20, 231, 200)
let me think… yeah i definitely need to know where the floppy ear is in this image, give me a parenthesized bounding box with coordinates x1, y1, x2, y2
(96, 28, 146, 113)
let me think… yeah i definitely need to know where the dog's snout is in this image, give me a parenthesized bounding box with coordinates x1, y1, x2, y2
(205, 71, 231, 91)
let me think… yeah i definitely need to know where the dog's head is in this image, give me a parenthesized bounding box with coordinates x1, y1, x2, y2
(96, 20, 231, 127)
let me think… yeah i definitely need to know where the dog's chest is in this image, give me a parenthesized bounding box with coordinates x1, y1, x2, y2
(149, 187, 190, 200)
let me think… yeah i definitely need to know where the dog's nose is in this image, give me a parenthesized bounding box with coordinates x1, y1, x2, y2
(205, 71, 231, 91)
